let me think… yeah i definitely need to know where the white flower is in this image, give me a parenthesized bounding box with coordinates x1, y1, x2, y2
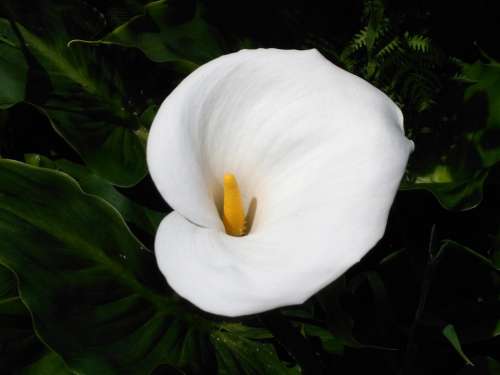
(147, 49, 413, 317)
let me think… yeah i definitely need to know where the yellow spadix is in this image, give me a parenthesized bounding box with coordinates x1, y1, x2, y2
(222, 173, 246, 236)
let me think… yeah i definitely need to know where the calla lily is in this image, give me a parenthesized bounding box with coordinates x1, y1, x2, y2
(147, 48, 413, 317)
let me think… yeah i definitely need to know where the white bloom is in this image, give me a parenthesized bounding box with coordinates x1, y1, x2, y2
(147, 49, 413, 317)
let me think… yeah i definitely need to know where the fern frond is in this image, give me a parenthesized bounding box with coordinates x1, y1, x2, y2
(350, 27, 369, 51)
(405, 33, 432, 53)
(376, 36, 401, 59)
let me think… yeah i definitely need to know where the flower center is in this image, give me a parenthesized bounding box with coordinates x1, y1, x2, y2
(222, 173, 246, 236)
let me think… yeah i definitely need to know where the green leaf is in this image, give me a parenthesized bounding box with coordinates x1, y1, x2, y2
(16, 351, 71, 375)
(442, 324, 474, 366)
(400, 167, 489, 211)
(0, 159, 294, 374)
(211, 324, 299, 375)
(0, 159, 213, 373)
(0, 263, 16, 299)
(0, 297, 68, 374)
(461, 59, 500, 129)
(460, 60, 500, 169)
(216, 323, 273, 340)
(24, 153, 164, 235)
(401, 70, 498, 211)
(0, 268, 71, 374)
(36, 104, 148, 187)
(71, 0, 224, 66)
(0, 19, 28, 109)
(300, 323, 344, 355)
(1, 1, 148, 186)
(404, 58, 500, 211)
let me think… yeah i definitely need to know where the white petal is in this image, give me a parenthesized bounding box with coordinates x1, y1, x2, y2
(148, 48, 413, 316)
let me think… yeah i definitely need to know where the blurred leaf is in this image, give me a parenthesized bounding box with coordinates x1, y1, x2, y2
(71, 0, 224, 67)
(442, 324, 474, 366)
(25, 153, 164, 235)
(0, 19, 28, 109)
(211, 324, 299, 375)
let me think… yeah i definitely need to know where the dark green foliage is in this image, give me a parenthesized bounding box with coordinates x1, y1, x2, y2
(0, 0, 499, 374)
(0, 19, 28, 109)
(339, 0, 444, 114)
(71, 0, 225, 67)
(0, 160, 295, 374)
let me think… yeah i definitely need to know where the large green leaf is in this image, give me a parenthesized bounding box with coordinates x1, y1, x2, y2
(1, 0, 149, 186)
(0, 158, 210, 373)
(0, 159, 296, 374)
(0, 19, 28, 109)
(25, 153, 165, 236)
(70, 0, 224, 67)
